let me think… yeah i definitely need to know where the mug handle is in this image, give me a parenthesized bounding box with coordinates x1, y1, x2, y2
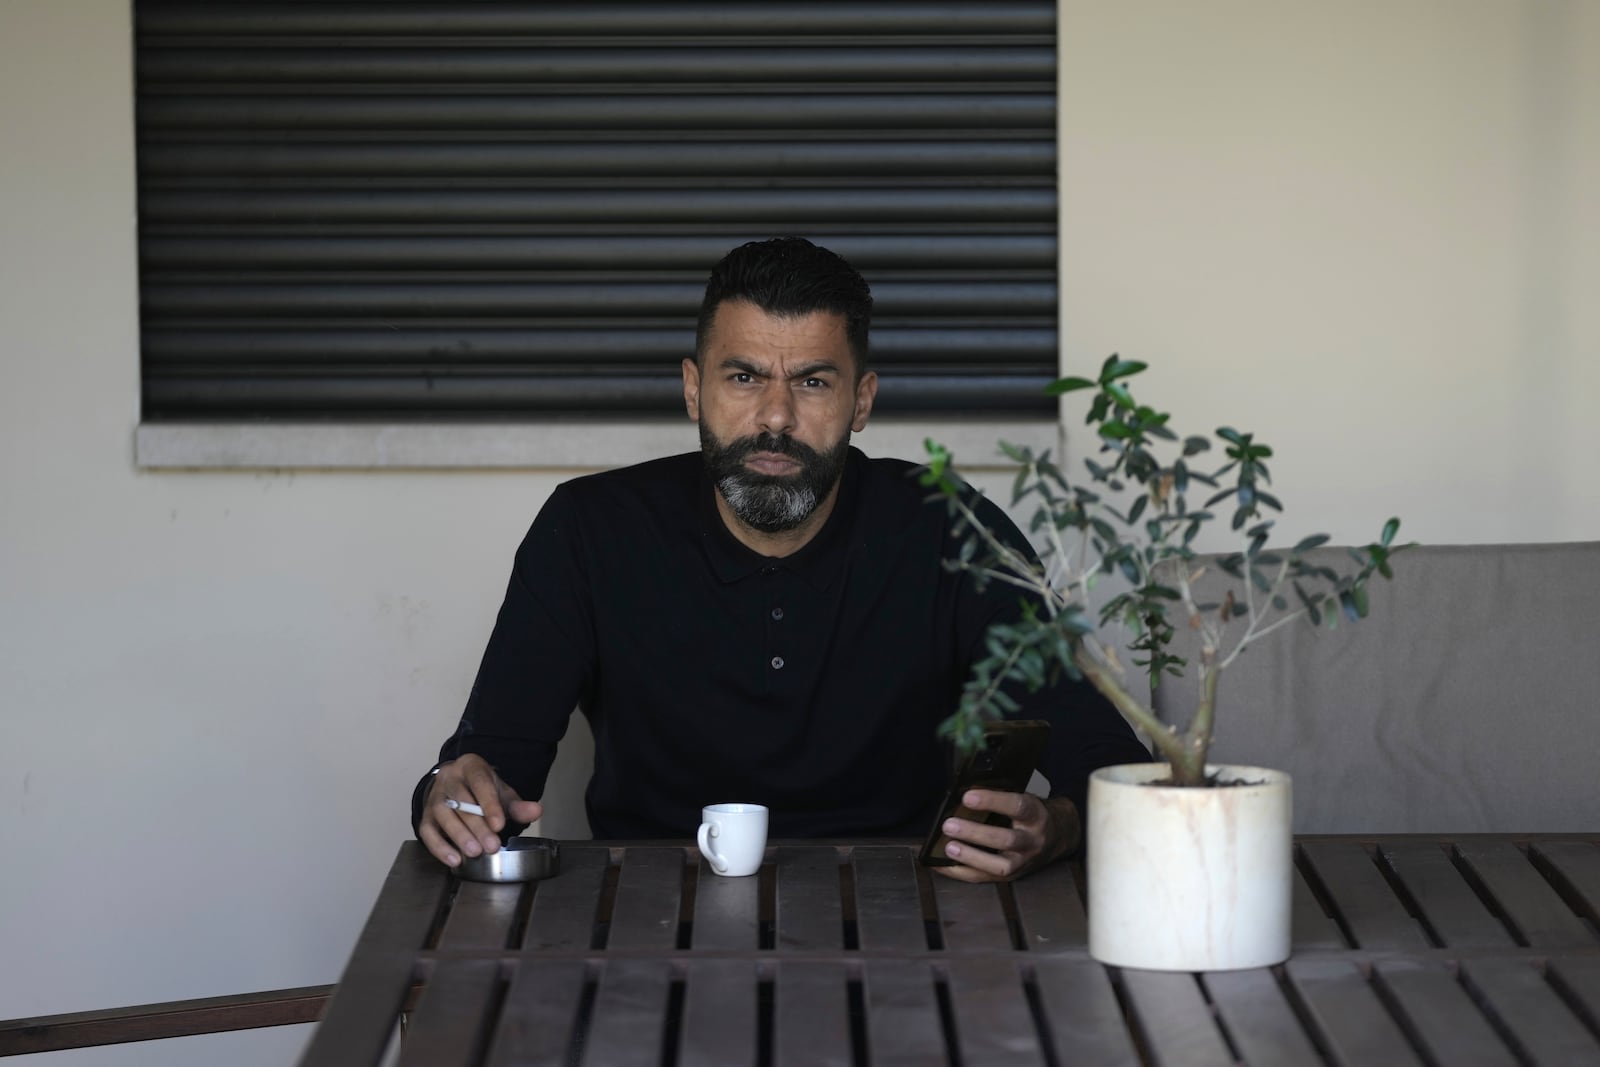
(697, 822, 728, 873)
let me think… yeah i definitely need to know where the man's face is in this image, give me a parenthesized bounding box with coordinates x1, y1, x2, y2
(683, 299, 878, 533)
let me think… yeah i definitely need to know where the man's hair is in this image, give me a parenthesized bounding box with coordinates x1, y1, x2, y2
(694, 237, 873, 376)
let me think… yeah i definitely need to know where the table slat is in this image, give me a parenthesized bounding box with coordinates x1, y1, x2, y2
(484, 960, 588, 1067)
(522, 846, 609, 952)
(1460, 958, 1600, 1065)
(679, 959, 758, 1066)
(299, 842, 449, 1067)
(944, 958, 1045, 1066)
(1549, 956, 1600, 1037)
(774, 961, 852, 1067)
(1203, 968, 1322, 1067)
(606, 847, 685, 951)
(1379, 842, 1514, 948)
(932, 878, 1013, 952)
(1531, 840, 1600, 926)
(1454, 840, 1593, 948)
(1375, 959, 1518, 1067)
(1291, 862, 1347, 949)
(775, 846, 844, 951)
(852, 847, 928, 952)
(863, 960, 947, 1066)
(1284, 958, 1424, 1067)
(581, 959, 673, 1067)
(397, 959, 500, 1067)
(1118, 970, 1233, 1067)
(436, 880, 524, 950)
(1301, 840, 1428, 949)
(690, 858, 760, 951)
(1031, 958, 1139, 1066)
(1010, 857, 1086, 952)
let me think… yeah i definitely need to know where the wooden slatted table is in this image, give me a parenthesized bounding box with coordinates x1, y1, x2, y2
(300, 836, 1600, 1066)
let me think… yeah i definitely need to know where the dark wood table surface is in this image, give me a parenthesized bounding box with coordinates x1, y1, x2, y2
(299, 835, 1600, 1066)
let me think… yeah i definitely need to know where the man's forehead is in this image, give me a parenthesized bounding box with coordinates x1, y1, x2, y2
(704, 300, 855, 368)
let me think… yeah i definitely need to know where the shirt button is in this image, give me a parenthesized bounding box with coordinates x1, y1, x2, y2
(771, 607, 784, 621)
(770, 656, 785, 670)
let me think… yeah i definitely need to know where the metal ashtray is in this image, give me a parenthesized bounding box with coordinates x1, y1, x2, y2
(456, 836, 560, 883)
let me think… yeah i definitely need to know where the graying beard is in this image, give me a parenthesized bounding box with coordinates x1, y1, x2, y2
(718, 476, 819, 532)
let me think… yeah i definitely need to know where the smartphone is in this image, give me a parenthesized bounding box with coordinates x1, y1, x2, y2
(918, 719, 1051, 866)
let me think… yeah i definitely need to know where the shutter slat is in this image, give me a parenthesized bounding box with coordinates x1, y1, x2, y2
(140, 93, 1052, 132)
(142, 235, 1057, 271)
(140, 47, 1053, 86)
(137, 2, 1053, 39)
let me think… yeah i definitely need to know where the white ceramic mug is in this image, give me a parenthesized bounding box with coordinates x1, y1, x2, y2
(696, 803, 768, 877)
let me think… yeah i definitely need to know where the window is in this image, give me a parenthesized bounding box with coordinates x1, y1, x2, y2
(135, 2, 1057, 423)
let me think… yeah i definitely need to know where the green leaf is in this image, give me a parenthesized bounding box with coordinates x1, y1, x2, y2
(1339, 591, 1360, 623)
(1128, 495, 1149, 525)
(1382, 517, 1400, 547)
(1351, 583, 1370, 618)
(1217, 426, 1245, 446)
(1294, 582, 1322, 626)
(998, 440, 1028, 463)
(1099, 421, 1133, 440)
(1106, 383, 1136, 410)
(1044, 375, 1097, 395)
(1182, 435, 1211, 456)
(1272, 595, 1288, 611)
(1100, 357, 1148, 382)
(1256, 489, 1283, 511)
(1294, 533, 1330, 554)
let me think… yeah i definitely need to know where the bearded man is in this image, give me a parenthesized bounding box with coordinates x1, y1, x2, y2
(412, 238, 1149, 883)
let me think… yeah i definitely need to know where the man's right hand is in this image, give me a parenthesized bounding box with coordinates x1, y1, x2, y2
(418, 754, 543, 869)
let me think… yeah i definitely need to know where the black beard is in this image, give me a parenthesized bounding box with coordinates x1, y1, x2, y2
(700, 426, 851, 533)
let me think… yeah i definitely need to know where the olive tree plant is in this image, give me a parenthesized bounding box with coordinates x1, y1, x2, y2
(922, 357, 1405, 787)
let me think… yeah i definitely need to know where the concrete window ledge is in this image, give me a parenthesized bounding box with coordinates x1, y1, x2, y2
(134, 419, 1062, 472)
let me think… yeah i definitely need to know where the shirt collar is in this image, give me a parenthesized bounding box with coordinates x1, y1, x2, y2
(699, 448, 862, 590)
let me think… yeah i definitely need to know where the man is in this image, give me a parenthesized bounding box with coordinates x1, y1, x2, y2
(413, 237, 1150, 882)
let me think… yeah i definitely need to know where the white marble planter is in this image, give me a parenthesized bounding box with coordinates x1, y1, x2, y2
(1087, 763, 1293, 971)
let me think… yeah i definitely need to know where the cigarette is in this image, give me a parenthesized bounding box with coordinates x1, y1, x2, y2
(445, 798, 485, 817)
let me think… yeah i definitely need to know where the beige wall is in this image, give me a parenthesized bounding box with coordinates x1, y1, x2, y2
(1059, 0, 1600, 548)
(0, 1, 1596, 1063)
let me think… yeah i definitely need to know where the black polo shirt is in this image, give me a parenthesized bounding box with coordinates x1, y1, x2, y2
(414, 447, 1150, 839)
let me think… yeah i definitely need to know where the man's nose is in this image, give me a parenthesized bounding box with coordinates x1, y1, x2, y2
(757, 381, 797, 436)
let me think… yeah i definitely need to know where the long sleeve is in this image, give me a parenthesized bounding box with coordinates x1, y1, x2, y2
(410, 485, 597, 833)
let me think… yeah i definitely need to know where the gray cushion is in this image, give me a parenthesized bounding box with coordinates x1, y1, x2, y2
(1150, 542, 1600, 833)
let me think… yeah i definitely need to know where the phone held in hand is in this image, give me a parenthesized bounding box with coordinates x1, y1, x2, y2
(918, 719, 1051, 866)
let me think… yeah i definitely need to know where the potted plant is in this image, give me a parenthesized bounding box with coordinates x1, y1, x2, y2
(921, 356, 1404, 970)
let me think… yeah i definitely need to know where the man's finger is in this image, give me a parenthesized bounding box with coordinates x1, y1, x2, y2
(461, 765, 507, 832)
(941, 840, 1021, 881)
(417, 819, 462, 868)
(963, 788, 1037, 820)
(506, 798, 543, 825)
(432, 797, 489, 857)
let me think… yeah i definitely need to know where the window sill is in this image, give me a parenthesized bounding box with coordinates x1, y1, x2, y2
(134, 418, 1062, 472)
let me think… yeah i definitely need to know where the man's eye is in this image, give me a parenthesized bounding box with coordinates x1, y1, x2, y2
(802, 377, 827, 388)
(732, 372, 754, 384)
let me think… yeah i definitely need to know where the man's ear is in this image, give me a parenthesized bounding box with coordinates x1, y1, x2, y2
(682, 357, 701, 422)
(851, 370, 879, 433)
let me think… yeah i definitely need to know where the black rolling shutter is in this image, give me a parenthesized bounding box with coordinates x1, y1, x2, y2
(134, 2, 1057, 420)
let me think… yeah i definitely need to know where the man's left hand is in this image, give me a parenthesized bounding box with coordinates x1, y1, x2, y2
(933, 790, 1080, 883)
